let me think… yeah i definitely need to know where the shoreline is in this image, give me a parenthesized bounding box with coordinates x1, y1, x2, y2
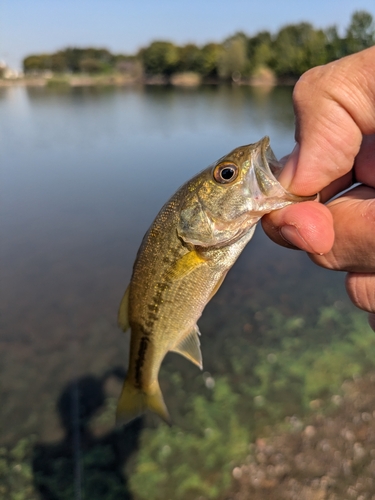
(0, 72, 297, 88)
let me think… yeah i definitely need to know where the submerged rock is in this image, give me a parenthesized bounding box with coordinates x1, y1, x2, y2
(230, 372, 375, 500)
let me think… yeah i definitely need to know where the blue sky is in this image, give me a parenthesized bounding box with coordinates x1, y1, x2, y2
(1, 0, 374, 69)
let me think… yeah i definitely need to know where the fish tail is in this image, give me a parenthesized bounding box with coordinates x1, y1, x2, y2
(116, 378, 171, 426)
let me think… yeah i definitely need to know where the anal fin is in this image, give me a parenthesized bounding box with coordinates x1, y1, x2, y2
(171, 325, 203, 369)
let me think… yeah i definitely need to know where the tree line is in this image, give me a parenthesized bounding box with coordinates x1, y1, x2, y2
(23, 11, 374, 81)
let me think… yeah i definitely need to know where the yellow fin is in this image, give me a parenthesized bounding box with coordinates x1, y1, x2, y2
(118, 285, 130, 332)
(171, 325, 203, 369)
(116, 378, 171, 426)
(167, 250, 206, 281)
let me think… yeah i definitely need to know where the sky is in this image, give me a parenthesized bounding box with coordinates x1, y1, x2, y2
(1, 0, 375, 70)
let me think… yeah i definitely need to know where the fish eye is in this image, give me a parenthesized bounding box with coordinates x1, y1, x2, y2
(213, 163, 239, 184)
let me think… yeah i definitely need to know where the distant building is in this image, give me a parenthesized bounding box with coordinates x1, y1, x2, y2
(0, 60, 23, 79)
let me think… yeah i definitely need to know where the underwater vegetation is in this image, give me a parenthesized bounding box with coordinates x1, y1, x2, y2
(0, 436, 39, 500)
(129, 306, 375, 500)
(2, 305, 375, 500)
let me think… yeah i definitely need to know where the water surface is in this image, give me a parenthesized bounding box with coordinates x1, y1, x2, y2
(0, 85, 353, 497)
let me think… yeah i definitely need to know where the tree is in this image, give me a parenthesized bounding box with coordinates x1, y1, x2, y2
(272, 23, 328, 78)
(218, 35, 248, 81)
(345, 10, 375, 54)
(63, 48, 84, 72)
(247, 31, 274, 72)
(140, 41, 179, 76)
(324, 25, 346, 61)
(23, 55, 51, 72)
(79, 58, 104, 74)
(196, 43, 223, 78)
(49, 52, 67, 73)
(177, 44, 201, 72)
(56, 47, 113, 73)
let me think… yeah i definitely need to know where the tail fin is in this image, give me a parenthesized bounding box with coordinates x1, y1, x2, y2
(116, 378, 171, 426)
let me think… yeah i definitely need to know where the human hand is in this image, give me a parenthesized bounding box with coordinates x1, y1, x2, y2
(261, 46, 375, 327)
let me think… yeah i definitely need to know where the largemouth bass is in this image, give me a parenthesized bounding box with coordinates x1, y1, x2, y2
(117, 137, 313, 425)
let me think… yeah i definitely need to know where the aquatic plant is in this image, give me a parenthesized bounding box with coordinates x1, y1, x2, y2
(0, 436, 39, 500)
(4, 306, 375, 500)
(130, 377, 249, 500)
(129, 306, 375, 499)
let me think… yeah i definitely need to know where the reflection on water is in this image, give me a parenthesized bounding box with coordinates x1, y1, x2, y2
(1, 85, 367, 499)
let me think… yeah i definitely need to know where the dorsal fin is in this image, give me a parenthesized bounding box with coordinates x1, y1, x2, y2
(171, 325, 203, 369)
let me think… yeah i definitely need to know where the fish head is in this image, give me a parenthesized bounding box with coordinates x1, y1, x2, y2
(178, 136, 315, 247)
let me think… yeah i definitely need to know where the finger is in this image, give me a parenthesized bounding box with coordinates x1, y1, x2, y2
(261, 201, 334, 254)
(318, 171, 353, 204)
(354, 134, 375, 187)
(279, 153, 354, 204)
(310, 186, 375, 272)
(346, 273, 375, 314)
(277, 47, 375, 196)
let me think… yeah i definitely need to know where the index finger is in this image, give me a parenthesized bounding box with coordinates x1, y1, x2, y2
(278, 46, 375, 196)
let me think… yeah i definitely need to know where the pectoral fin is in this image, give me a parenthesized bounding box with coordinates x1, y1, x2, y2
(118, 285, 130, 332)
(167, 250, 206, 281)
(171, 325, 203, 369)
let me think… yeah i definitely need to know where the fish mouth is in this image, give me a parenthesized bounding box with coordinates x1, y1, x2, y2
(259, 136, 282, 178)
(251, 136, 316, 204)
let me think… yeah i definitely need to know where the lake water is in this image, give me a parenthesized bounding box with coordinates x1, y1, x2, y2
(0, 84, 357, 498)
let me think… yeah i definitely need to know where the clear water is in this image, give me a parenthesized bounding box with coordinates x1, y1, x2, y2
(0, 85, 353, 498)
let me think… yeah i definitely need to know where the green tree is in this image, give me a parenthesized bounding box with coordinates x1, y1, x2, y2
(177, 43, 201, 72)
(196, 43, 223, 77)
(218, 35, 248, 81)
(247, 31, 274, 72)
(345, 10, 375, 53)
(324, 25, 346, 61)
(79, 58, 105, 73)
(272, 23, 328, 78)
(63, 47, 84, 72)
(140, 41, 179, 76)
(23, 54, 51, 72)
(49, 52, 67, 73)
(59, 47, 113, 73)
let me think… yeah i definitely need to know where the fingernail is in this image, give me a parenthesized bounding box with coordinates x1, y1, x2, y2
(277, 143, 300, 190)
(280, 225, 315, 253)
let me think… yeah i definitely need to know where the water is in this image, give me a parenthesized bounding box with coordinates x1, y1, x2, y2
(1, 85, 355, 498)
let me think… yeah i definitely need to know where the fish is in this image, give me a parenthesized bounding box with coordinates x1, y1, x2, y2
(117, 136, 314, 425)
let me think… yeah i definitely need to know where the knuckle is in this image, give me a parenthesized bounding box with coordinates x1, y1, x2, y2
(346, 273, 375, 314)
(361, 198, 375, 227)
(309, 251, 341, 271)
(294, 66, 325, 96)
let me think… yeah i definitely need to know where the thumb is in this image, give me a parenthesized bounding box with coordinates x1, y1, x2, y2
(278, 47, 375, 196)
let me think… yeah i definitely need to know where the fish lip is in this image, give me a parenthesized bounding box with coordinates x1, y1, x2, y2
(255, 136, 285, 194)
(252, 136, 316, 203)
